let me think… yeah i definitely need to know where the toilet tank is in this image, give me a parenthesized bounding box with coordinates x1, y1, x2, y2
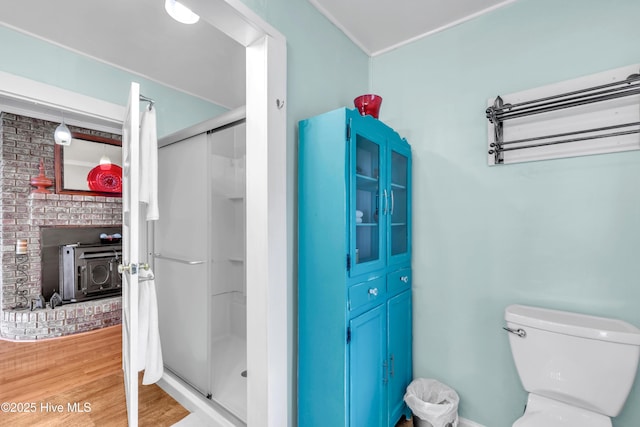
(505, 304, 640, 417)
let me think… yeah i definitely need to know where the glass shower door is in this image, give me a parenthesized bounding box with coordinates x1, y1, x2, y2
(208, 122, 247, 422)
(155, 122, 247, 423)
(155, 133, 210, 395)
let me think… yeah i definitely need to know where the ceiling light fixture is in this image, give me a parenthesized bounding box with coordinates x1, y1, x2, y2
(54, 114, 72, 146)
(165, 0, 200, 24)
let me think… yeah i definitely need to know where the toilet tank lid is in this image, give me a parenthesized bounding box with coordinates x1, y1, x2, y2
(505, 304, 640, 345)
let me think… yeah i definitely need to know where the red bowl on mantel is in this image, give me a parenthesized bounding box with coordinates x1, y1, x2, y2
(354, 94, 383, 119)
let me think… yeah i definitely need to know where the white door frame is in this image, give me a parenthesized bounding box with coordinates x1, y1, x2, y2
(181, 1, 288, 425)
(0, 0, 289, 425)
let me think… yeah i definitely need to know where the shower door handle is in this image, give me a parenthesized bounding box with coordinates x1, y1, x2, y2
(154, 253, 205, 265)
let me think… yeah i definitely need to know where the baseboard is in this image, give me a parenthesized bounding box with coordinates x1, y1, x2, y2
(459, 417, 486, 427)
(159, 371, 487, 427)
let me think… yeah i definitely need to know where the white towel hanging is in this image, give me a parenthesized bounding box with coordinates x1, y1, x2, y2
(137, 267, 163, 384)
(139, 107, 159, 221)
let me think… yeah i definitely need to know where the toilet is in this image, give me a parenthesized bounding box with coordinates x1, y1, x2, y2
(504, 304, 640, 427)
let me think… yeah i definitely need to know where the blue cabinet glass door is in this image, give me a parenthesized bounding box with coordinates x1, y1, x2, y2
(349, 304, 387, 427)
(350, 124, 386, 277)
(388, 139, 411, 266)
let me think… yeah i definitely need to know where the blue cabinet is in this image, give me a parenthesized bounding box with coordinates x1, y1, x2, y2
(298, 108, 412, 427)
(350, 304, 387, 427)
(388, 289, 413, 424)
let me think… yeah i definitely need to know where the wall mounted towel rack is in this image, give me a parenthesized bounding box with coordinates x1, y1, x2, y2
(486, 65, 640, 165)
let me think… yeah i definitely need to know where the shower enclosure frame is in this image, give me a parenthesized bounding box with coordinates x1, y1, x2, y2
(155, 109, 248, 423)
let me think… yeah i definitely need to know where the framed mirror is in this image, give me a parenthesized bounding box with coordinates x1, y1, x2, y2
(54, 132, 123, 197)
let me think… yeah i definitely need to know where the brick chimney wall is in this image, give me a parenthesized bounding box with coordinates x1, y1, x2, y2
(0, 112, 122, 311)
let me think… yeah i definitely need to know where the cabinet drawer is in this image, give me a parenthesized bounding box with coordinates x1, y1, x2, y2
(388, 268, 411, 295)
(349, 276, 386, 311)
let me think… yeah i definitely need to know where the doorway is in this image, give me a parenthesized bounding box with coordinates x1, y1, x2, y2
(0, 0, 288, 425)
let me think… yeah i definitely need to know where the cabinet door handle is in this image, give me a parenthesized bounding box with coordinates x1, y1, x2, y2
(383, 189, 388, 215)
(400, 276, 409, 283)
(368, 287, 379, 296)
(390, 354, 395, 377)
(390, 190, 395, 215)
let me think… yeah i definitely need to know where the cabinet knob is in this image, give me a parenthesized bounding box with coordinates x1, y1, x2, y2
(400, 276, 409, 283)
(368, 287, 379, 296)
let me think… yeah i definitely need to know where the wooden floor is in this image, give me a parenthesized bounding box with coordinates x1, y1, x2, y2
(396, 416, 413, 426)
(0, 325, 189, 426)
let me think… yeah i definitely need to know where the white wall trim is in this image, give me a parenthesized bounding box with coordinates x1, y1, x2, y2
(0, 70, 124, 133)
(371, 0, 516, 56)
(245, 34, 288, 427)
(308, 0, 372, 55)
(310, 0, 515, 57)
(459, 416, 487, 427)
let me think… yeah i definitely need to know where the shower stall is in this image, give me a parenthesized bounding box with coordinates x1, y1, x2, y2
(154, 112, 247, 423)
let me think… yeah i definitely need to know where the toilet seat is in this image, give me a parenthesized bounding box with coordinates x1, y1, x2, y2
(512, 394, 612, 427)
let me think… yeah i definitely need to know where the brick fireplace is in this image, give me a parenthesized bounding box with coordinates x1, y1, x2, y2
(0, 111, 123, 340)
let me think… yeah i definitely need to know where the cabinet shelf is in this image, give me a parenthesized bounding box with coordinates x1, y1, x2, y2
(391, 223, 407, 227)
(228, 257, 244, 263)
(390, 182, 406, 190)
(356, 173, 377, 181)
(356, 222, 378, 227)
(356, 173, 378, 191)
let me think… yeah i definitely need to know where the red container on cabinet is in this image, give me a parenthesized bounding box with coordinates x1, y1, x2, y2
(354, 94, 382, 119)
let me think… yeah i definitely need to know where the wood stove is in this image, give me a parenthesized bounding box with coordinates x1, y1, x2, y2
(59, 244, 122, 302)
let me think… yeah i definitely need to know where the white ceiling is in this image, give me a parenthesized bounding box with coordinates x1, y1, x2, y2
(0, 0, 246, 109)
(310, 0, 516, 56)
(0, 0, 516, 109)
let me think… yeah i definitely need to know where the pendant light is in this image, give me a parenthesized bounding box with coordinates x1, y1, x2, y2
(54, 113, 72, 146)
(165, 0, 200, 24)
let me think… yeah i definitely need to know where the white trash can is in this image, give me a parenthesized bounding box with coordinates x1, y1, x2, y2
(403, 378, 459, 427)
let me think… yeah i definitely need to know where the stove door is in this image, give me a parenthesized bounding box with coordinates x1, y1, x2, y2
(82, 259, 118, 295)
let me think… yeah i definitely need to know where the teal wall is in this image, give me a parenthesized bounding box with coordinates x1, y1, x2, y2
(371, 0, 640, 426)
(0, 25, 228, 137)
